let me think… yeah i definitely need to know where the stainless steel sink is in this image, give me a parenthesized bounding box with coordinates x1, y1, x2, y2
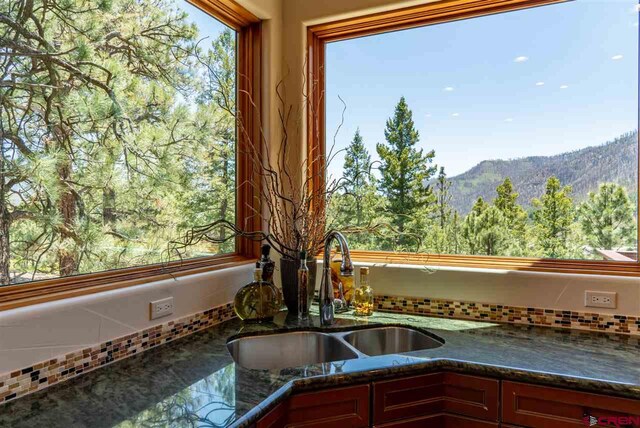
(227, 326, 443, 369)
(227, 331, 358, 370)
(342, 326, 443, 356)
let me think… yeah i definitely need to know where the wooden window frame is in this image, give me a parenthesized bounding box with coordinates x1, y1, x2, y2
(307, 0, 640, 277)
(0, 0, 263, 311)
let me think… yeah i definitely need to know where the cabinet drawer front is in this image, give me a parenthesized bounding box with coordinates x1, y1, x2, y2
(502, 381, 640, 427)
(286, 384, 370, 428)
(375, 413, 499, 428)
(373, 372, 499, 424)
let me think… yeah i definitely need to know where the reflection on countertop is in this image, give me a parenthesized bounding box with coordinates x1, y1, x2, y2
(1, 308, 639, 428)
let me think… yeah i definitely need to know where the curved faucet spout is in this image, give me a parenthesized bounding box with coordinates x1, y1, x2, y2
(319, 231, 353, 326)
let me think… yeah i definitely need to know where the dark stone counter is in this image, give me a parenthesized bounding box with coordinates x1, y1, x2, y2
(1, 309, 639, 427)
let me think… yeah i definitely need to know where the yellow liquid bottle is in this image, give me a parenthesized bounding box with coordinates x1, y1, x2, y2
(330, 247, 354, 304)
(353, 267, 374, 316)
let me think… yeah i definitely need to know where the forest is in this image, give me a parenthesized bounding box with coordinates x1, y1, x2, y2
(328, 97, 638, 260)
(0, 0, 236, 286)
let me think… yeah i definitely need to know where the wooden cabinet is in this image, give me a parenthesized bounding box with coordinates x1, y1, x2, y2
(502, 381, 640, 427)
(375, 413, 498, 427)
(372, 372, 499, 425)
(256, 384, 370, 428)
(256, 374, 640, 428)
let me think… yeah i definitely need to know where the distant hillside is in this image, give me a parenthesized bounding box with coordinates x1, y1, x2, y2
(447, 131, 638, 214)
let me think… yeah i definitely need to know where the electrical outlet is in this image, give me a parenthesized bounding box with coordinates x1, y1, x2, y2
(584, 291, 617, 309)
(150, 297, 174, 320)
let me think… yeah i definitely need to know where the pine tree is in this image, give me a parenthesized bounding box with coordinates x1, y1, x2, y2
(1, 0, 237, 284)
(532, 177, 575, 258)
(494, 178, 527, 255)
(461, 197, 506, 255)
(578, 183, 635, 251)
(435, 167, 452, 229)
(342, 129, 372, 225)
(330, 129, 386, 249)
(376, 97, 436, 244)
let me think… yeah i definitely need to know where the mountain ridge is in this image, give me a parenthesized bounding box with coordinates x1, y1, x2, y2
(446, 131, 638, 214)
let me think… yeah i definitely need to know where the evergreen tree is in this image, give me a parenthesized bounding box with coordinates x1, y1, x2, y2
(578, 183, 636, 251)
(494, 178, 527, 255)
(342, 129, 372, 225)
(532, 177, 575, 258)
(376, 97, 436, 245)
(461, 197, 506, 255)
(1, 0, 237, 284)
(330, 129, 386, 249)
(435, 167, 452, 229)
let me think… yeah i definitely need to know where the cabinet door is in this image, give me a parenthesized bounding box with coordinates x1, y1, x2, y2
(373, 372, 499, 425)
(374, 412, 499, 428)
(260, 384, 370, 428)
(502, 381, 640, 427)
(257, 401, 287, 428)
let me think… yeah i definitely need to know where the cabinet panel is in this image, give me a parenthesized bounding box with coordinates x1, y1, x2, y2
(502, 381, 640, 427)
(287, 384, 370, 428)
(375, 412, 499, 427)
(373, 372, 499, 424)
(256, 401, 287, 428)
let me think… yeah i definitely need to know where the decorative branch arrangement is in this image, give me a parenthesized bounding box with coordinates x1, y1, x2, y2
(167, 63, 414, 261)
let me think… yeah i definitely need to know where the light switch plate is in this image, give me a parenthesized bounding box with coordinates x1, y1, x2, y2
(584, 291, 617, 309)
(150, 297, 174, 320)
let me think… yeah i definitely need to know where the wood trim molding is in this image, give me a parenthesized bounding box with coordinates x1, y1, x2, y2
(308, 0, 568, 43)
(186, 0, 260, 30)
(350, 250, 640, 277)
(0, 0, 263, 310)
(0, 256, 252, 311)
(237, 20, 263, 259)
(307, 0, 640, 277)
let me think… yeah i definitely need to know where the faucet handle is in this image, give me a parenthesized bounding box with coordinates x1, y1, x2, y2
(340, 258, 354, 276)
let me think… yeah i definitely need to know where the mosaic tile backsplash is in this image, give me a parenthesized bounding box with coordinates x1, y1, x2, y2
(374, 295, 640, 335)
(1, 294, 639, 407)
(0, 302, 235, 406)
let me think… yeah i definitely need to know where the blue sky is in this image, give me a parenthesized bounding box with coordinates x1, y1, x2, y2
(180, 1, 231, 45)
(326, 0, 639, 178)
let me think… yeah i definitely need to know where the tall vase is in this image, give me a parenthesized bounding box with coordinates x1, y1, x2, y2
(280, 256, 317, 314)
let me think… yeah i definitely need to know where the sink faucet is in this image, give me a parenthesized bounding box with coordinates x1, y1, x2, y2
(319, 231, 354, 326)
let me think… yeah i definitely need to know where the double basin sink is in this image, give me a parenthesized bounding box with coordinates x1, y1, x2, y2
(227, 326, 444, 370)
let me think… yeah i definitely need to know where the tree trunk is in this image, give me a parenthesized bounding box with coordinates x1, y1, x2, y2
(0, 142, 9, 285)
(103, 187, 116, 226)
(58, 156, 78, 276)
(218, 157, 230, 245)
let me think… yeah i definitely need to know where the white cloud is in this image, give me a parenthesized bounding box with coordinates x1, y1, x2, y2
(443, 86, 455, 92)
(535, 81, 545, 86)
(504, 118, 513, 122)
(452, 113, 460, 117)
(425, 113, 432, 118)
(560, 85, 569, 89)
(514, 56, 529, 63)
(612, 54, 624, 60)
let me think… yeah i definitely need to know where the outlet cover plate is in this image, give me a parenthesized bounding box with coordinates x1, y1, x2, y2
(584, 290, 617, 309)
(150, 297, 174, 320)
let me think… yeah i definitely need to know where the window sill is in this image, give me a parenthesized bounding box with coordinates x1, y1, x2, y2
(349, 250, 640, 277)
(0, 255, 254, 312)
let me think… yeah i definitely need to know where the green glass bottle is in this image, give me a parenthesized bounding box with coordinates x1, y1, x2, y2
(234, 262, 282, 322)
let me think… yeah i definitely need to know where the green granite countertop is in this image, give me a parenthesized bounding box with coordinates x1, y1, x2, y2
(1, 309, 640, 427)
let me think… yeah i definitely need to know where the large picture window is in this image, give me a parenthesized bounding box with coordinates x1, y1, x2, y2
(0, 0, 259, 293)
(321, 0, 639, 266)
